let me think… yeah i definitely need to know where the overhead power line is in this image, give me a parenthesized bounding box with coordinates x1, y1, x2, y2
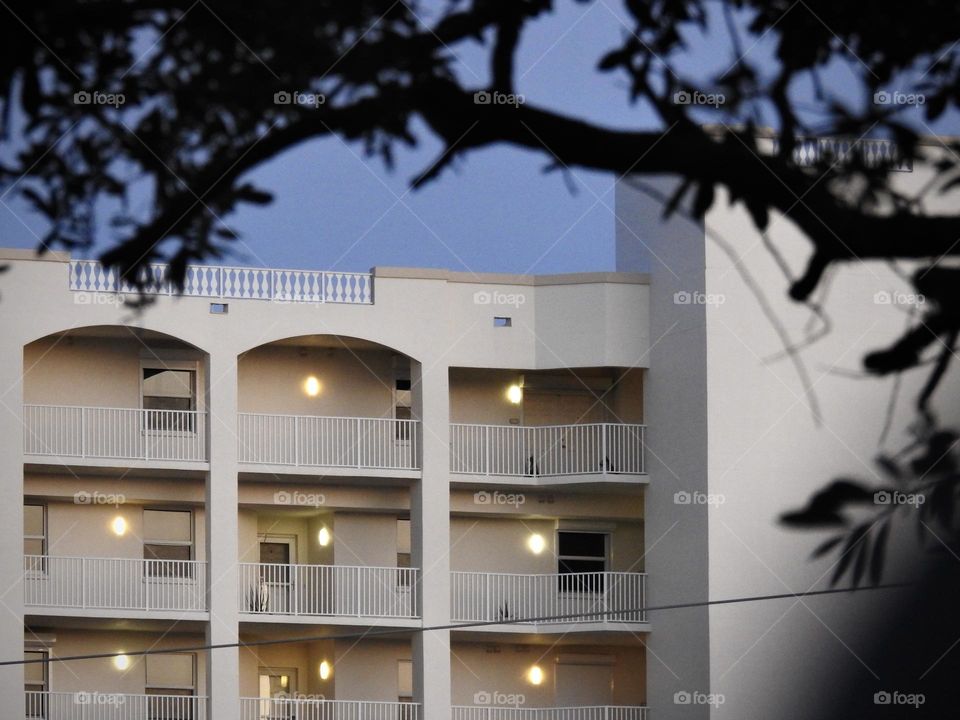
(2, 582, 910, 667)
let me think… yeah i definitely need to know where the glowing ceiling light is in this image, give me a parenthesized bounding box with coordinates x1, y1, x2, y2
(318, 526, 331, 547)
(319, 660, 332, 680)
(507, 384, 523, 404)
(111, 516, 128, 536)
(304, 376, 322, 397)
(527, 534, 546, 555)
(527, 665, 544, 685)
(113, 654, 130, 671)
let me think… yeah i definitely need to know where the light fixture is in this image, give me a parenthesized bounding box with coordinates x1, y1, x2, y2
(111, 516, 127, 536)
(527, 665, 544, 685)
(280, 675, 289, 689)
(304, 375, 322, 397)
(527, 534, 546, 555)
(113, 654, 130, 671)
(319, 660, 332, 680)
(317, 526, 331, 547)
(506, 384, 523, 405)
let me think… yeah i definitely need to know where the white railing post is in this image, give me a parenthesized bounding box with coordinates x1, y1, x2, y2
(294, 415, 300, 467)
(601, 424, 608, 476)
(484, 425, 491, 476)
(80, 406, 86, 459)
(356, 417, 362, 468)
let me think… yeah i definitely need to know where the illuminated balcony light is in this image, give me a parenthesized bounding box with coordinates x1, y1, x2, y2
(527, 533, 546, 554)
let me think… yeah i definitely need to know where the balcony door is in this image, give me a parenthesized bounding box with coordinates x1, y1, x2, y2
(523, 391, 608, 474)
(24, 650, 47, 720)
(555, 657, 614, 707)
(258, 537, 296, 613)
(259, 668, 298, 720)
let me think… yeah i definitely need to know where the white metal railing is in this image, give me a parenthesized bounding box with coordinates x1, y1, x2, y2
(26, 691, 207, 719)
(450, 423, 645, 477)
(239, 414, 419, 470)
(24, 405, 207, 462)
(451, 572, 646, 625)
(240, 698, 420, 720)
(24, 556, 208, 612)
(69, 259, 373, 304)
(452, 707, 648, 720)
(239, 563, 418, 618)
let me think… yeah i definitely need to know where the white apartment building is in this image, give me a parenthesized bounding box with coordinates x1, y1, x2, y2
(0, 247, 712, 720)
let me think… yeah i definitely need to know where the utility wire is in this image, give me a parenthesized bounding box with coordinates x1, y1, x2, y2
(3, 582, 911, 666)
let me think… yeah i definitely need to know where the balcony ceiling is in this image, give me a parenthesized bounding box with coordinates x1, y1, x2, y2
(269, 335, 391, 351)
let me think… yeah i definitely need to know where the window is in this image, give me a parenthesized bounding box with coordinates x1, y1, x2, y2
(396, 519, 411, 587)
(143, 509, 193, 577)
(24, 504, 46, 555)
(493, 316, 512, 327)
(147, 653, 196, 720)
(259, 667, 298, 719)
(24, 650, 47, 719)
(24, 505, 46, 573)
(398, 659, 413, 703)
(394, 378, 412, 441)
(557, 531, 607, 593)
(142, 365, 196, 431)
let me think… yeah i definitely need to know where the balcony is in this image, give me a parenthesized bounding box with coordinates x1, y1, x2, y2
(451, 571, 647, 631)
(24, 556, 208, 617)
(26, 691, 207, 720)
(24, 405, 208, 466)
(449, 423, 646, 484)
(239, 698, 420, 720)
(69, 259, 373, 304)
(238, 563, 418, 623)
(452, 707, 648, 720)
(238, 414, 419, 476)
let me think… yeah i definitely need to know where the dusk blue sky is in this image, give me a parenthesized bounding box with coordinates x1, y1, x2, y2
(1, 2, 954, 275)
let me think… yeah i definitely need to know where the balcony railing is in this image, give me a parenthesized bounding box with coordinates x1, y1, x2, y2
(450, 423, 645, 478)
(451, 572, 646, 625)
(26, 691, 207, 720)
(24, 405, 207, 462)
(239, 563, 418, 619)
(24, 556, 208, 612)
(239, 414, 419, 470)
(69, 259, 373, 304)
(452, 707, 648, 720)
(240, 698, 420, 720)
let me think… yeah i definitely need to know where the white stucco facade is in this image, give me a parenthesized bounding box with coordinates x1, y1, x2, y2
(1, 251, 703, 719)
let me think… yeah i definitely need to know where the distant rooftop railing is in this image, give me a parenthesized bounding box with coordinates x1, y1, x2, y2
(69, 259, 373, 304)
(772, 137, 913, 171)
